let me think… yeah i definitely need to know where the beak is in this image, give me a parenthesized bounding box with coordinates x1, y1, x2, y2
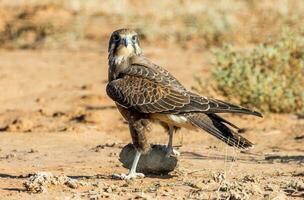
(121, 38, 131, 47)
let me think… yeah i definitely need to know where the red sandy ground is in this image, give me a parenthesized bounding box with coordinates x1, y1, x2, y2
(0, 46, 303, 199)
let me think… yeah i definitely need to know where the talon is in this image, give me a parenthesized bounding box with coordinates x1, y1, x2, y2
(112, 173, 123, 179)
(172, 149, 180, 157)
(165, 146, 180, 157)
(112, 172, 145, 180)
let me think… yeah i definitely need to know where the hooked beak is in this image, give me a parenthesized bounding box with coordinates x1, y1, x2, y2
(121, 37, 131, 47)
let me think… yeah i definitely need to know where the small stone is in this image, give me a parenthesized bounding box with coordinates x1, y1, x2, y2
(23, 172, 80, 193)
(81, 84, 93, 90)
(24, 172, 54, 193)
(84, 112, 103, 124)
(28, 148, 38, 153)
(242, 175, 256, 183)
(121, 183, 129, 187)
(193, 181, 205, 189)
(52, 111, 65, 117)
(66, 179, 78, 189)
(212, 172, 225, 183)
(105, 187, 112, 193)
(8, 118, 34, 132)
(109, 152, 118, 157)
(5, 153, 16, 159)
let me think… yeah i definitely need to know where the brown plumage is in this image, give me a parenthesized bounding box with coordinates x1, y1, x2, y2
(106, 28, 262, 179)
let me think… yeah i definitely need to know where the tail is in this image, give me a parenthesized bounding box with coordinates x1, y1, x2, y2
(186, 113, 253, 149)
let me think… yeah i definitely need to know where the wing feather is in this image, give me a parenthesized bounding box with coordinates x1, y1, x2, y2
(107, 55, 262, 117)
(106, 75, 190, 113)
(169, 92, 262, 117)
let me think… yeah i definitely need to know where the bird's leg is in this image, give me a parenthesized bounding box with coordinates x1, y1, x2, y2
(165, 126, 180, 157)
(166, 126, 174, 156)
(127, 150, 144, 179)
(113, 150, 144, 180)
(113, 119, 148, 180)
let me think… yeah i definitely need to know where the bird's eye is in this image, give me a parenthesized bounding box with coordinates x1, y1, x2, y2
(131, 35, 137, 41)
(113, 34, 120, 42)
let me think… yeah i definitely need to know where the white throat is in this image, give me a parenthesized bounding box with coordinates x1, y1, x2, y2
(110, 55, 127, 65)
(109, 43, 135, 66)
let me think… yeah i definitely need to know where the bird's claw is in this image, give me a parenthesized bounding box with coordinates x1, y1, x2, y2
(112, 172, 145, 180)
(165, 146, 180, 157)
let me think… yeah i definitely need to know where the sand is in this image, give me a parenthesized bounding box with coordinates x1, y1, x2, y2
(0, 47, 303, 199)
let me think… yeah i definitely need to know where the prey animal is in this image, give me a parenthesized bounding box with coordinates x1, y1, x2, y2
(106, 29, 262, 180)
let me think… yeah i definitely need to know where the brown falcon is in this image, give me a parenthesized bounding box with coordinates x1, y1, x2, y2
(106, 28, 262, 179)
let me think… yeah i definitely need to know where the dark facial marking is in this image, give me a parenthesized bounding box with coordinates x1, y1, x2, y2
(113, 34, 120, 42)
(132, 35, 138, 42)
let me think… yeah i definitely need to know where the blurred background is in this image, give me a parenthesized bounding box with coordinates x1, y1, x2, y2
(0, 0, 303, 49)
(0, 1, 303, 199)
(0, 0, 303, 113)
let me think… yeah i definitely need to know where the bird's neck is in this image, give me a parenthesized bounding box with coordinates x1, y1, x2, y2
(109, 54, 129, 66)
(108, 45, 143, 82)
(108, 53, 131, 82)
(109, 44, 135, 66)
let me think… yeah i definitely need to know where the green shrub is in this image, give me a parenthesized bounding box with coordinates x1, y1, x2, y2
(212, 31, 304, 113)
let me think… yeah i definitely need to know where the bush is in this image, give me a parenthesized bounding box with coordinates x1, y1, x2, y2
(212, 31, 304, 113)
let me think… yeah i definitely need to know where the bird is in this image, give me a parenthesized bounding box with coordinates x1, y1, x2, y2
(106, 28, 262, 180)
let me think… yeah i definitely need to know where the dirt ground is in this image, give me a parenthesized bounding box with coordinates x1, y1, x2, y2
(0, 44, 303, 200)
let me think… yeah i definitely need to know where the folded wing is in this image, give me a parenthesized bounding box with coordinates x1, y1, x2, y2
(107, 55, 262, 117)
(106, 75, 190, 113)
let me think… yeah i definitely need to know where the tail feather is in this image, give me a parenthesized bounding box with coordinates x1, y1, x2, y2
(187, 113, 253, 149)
(207, 113, 240, 130)
(211, 99, 263, 117)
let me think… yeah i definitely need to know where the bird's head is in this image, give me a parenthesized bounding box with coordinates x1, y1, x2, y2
(108, 29, 142, 65)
